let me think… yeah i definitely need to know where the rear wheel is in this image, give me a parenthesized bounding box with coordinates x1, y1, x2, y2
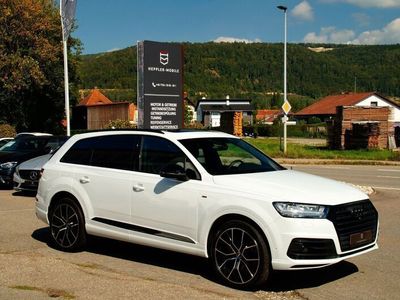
(49, 197, 86, 251)
(210, 220, 270, 289)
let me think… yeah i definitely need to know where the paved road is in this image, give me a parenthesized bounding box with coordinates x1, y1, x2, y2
(286, 164, 400, 190)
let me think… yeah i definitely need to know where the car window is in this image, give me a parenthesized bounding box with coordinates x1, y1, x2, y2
(61, 137, 94, 165)
(61, 135, 140, 171)
(140, 136, 200, 179)
(180, 138, 284, 175)
(91, 135, 140, 171)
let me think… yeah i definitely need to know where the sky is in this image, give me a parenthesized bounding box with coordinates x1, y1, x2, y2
(74, 0, 400, 54)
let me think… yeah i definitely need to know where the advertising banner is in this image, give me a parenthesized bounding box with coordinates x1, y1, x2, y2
(137, 41, 183, 129)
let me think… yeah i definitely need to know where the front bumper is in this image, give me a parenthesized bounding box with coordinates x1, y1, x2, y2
(270, 199, 379, 270)
(13, 171, 39, 192)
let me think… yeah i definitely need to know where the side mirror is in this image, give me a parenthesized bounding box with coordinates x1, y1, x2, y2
(160, 164, 188, 181)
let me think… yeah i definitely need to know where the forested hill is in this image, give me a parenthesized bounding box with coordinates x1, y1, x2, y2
(79, 43, 400, 108)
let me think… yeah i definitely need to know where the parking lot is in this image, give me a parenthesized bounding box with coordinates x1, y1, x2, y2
(0, 187, 399, 300)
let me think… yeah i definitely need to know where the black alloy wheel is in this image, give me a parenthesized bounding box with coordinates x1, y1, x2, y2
(49, 197, 86, 251)
(210, 220, 270, 289)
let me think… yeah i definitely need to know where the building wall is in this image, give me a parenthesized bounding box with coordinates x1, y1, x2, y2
(329, 106, 393, 149)
(87, 103, 129, 130)
(356, 95, 400, 122)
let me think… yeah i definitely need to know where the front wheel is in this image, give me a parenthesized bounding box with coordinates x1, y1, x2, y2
(210, 220, 270, 289)
(49, 197, 86, 252)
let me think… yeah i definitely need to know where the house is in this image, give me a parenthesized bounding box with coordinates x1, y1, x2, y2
(256, 109, 281, 125)
(72, 88, 136, 130)
(195, 97, 253, 135)
(296, 92, 400, 124)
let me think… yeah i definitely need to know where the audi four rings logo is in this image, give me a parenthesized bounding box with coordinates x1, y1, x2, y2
(29, 171, 39, 180)
(350, 207, 365, 220)
(160, 51, 169, 65)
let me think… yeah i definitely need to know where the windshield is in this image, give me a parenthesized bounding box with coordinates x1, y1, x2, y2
(179, 137, 284, 175)
(0, 138, 48, 152)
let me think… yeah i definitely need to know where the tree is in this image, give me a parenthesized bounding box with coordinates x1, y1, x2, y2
(0, 0, 80, 133)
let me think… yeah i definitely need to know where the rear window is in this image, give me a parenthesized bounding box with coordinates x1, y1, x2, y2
(61, 135, 141, 171)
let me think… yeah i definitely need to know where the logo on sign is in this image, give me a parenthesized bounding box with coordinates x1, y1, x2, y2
(160, 51, 169, 65)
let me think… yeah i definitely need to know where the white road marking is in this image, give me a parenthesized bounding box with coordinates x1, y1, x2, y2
(377, 175, 400, 179)
(378, 169, 400, 172)
(373, 186, 400, 191)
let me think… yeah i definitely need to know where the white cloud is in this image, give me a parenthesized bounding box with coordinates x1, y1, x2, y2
(303, 18, 400, 44)
(213, 36, 262, 44)
(304, 27, 355, 43)
(352, 18, 400, 44)
(321, 0, 400, 8)
(292, 1, 314, 21)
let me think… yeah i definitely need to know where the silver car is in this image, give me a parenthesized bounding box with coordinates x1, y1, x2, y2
(13, 154, 51, 192)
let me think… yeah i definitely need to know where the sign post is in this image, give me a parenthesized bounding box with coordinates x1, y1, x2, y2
(281, 100, 291, 154)
(137, 41, 183, 130)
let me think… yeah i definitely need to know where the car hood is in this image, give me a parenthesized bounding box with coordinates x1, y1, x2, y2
(17, 154, 52, 170)
(212, 170, 367, 205)
(0, 151, 28, 163)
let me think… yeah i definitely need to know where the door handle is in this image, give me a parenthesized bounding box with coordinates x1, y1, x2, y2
(79, 176, 90, 184)
(133, 184, 144, 192)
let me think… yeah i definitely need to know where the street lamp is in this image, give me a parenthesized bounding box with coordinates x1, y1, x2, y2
(277, 5, 290, 154)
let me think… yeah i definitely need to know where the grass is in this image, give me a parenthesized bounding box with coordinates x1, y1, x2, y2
(244, 138, 400, 161)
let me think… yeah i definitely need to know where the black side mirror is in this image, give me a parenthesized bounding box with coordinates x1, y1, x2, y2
(160, 164, 188, 181)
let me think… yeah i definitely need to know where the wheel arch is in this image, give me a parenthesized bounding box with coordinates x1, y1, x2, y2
(48, 191, 85, 219)
(206, 213, 271, 259)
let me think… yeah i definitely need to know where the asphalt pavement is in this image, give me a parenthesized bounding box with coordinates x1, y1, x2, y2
(286, 164, 400, 191)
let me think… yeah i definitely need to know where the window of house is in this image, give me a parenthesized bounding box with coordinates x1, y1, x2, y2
(371, 101, 378, 107)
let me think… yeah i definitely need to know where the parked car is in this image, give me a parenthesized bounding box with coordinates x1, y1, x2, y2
(0, 137, 13, 148)
(15, 132, 52, 138)
(13, 154, 52, 192)
(36, 130, 378, 289)
(0, 136, 68, 188)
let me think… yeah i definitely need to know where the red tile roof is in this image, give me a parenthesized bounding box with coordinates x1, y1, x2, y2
(78, 88, 113, 106)
(256, 109, 281, 122)
(296, 92, 376, 116)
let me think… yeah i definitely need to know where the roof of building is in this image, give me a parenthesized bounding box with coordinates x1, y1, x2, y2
(256, 109, 281, 122)
(200, 104, 253, 112)
(78, 88, 113, 106)
(196, 99, 251, 110)
(295, 92, 387, 116)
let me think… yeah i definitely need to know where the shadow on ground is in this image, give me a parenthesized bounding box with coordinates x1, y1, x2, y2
(32, 227, 358, 291)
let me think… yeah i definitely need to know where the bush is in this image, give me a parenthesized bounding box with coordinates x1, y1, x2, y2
(0, 124, 17, 137)
(105, 119, 136, 129)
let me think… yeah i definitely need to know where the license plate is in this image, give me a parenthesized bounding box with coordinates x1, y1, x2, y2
(350, 230, 373, 247)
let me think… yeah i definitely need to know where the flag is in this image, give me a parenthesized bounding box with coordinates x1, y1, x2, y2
(60, 0, 77, 39)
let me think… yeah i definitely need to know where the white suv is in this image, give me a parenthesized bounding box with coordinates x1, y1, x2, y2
(36, 130, 378, 289)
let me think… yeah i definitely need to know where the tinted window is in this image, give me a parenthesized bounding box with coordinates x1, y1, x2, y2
(180, 138, 284, 175)
(61, 135, 140, 171)
(140, 136, 200, 179)
(61, 137, 95, 165)
(91, 135, 140, 171)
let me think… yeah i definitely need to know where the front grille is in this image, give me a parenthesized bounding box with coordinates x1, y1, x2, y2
(328, 200, 378, 252)
(19, 170, 40, 181)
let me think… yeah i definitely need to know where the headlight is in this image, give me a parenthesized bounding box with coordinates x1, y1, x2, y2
(273, 202, 329, 219)
(0, 161, 18, 169)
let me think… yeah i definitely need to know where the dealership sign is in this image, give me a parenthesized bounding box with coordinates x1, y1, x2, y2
(137, 41, 183, 129)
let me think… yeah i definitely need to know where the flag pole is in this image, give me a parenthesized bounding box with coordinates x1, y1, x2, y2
(60, 0, 76, 136)
(62, 37, 70, 136)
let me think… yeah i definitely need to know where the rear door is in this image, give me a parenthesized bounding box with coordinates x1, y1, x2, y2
(60, 134, 140, 224)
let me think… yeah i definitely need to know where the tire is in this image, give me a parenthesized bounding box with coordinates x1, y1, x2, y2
(209, 220, 270, 289)
(49, 197, 87, 252)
